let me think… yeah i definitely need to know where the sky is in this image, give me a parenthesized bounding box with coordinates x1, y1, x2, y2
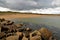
(0, 0, 60, 14)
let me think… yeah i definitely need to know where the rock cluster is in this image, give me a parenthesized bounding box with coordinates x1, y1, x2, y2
(0, 18, 57, 40)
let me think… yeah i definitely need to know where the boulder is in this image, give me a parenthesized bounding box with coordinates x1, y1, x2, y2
(24, 32, 30, 38)
(0, 32, 6, 39)
(0, 27, 1, 33)
(16, 24, 23, 28)
(1, 26, 9, 32)
(16, 32, 23, 37)
(1, 24, 17, 33)
(6, 21, 14, 25)
(6, 36, 19, 40)
(0, 18, 5, 22)
(16, 32, 24, 40)
(22, 36, 28, 40)
(22, 33, 28, 40)
(0, 24, 2, 32)
(19, 24, 23, 26)
(49, 36, 57, 40)
(30, 36, 42, 40)
(7, 25, 17, 33)
(1, 20, 14, 26)
(6, 33, 14, 37)
(17, 28, 25, 32)
(39, 28, 52, 40)
(1, 21, 7, 25)
(30, 30, 41, 37)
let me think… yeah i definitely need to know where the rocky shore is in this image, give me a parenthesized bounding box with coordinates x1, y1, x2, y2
(0, 18, 57, 40)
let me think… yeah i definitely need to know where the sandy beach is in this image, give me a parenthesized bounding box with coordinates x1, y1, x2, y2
(0, 13, 60, 20)
(0, 14, 41, 19)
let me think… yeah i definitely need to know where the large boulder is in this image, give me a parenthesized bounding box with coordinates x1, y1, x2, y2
(16, 32, 23, 37)
(30, 36, 42, 40)
(0, 32, 6, 39)
(6, 33, 14, 37)
(30, 30, 41, 37)
(7, 25, 17, 33)
(6, 36, 19, 40)
(1, 20, 14, 25)
(16, 24, 23, 28)
(1, 24, 17, 33)
(22, 33, 28, 40)
(1, 26, 9, 32)
(0, 27, 1, 32)
(6, 21, 14, 25)
(1, 20, 14, 26)
(49, 36, 57, 40)
(24, 32, 30, 38)
(16, 32, 23, 40)
(39, 28, 52, 40)
(22, 36, 28, 40)
(1, 21, 7, 25)
(0, 24, 2, 32)
(30, 30, 42, 40)
(0, 18, 5, 22)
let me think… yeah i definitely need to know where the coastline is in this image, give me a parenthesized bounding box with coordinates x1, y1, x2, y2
(0, 14, 41, 19)
(0, 13, 60, 20)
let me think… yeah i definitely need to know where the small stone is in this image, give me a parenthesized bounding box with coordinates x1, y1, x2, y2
(25, 28, 32, 32)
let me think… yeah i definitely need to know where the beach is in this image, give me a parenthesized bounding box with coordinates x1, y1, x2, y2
(0, 14, 41, 19)
(0, 13, 59, 20)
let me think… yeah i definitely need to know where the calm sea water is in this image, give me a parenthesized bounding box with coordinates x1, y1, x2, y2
(11, 16, 60, 40)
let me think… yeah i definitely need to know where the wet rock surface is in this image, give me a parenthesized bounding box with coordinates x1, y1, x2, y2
(0, 18, 57, 40)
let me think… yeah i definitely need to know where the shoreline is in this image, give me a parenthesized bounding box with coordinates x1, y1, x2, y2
(0, 14, 41, 19)
(0, 13, 60, 20)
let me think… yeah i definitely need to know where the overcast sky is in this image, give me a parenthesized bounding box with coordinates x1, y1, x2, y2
(0, 0, 60, 10)
(0, 0, 60, 14)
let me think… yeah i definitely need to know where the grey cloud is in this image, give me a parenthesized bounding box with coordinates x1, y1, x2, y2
(52, 0, 60, 6)
(0, 0, 60, 10)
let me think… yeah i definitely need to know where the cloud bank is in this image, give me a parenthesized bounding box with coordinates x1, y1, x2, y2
(0, 0, 60, 14)
(19, 7, 60, 14)
(0, 7, 11, 11)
